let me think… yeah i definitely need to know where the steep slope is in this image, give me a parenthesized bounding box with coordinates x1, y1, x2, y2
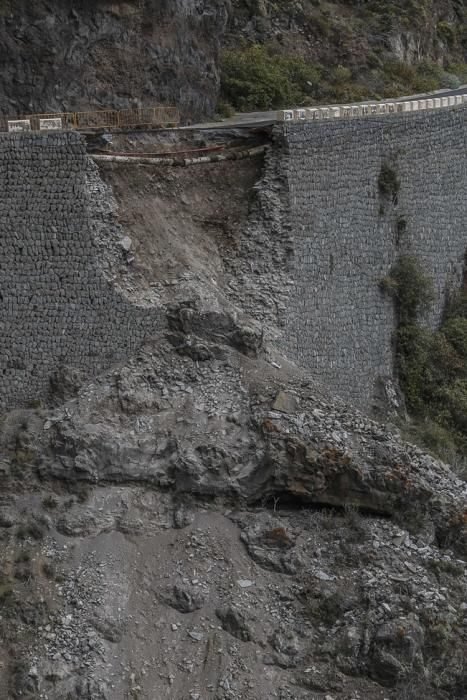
(0, 323, 466, 700)
(222, 0, 467, 109)
(1, 1, 466, 122)
(0, 0, 229, 121)
(0, 134, 466, 700)
(227, 0, 467, 66)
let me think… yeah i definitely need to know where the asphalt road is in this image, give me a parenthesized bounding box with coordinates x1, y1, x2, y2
(186, 85, 467, 130)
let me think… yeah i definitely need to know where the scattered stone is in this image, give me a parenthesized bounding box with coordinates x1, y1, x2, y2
(173, 505, 194, 529)
(272, 391, 299, 414)
(315, 570, 335, 582)
(216, 605, 252, 642)
(120, 236, 132, 252)
(188, 630, 204, 642)
(237, 579, 255, 588)
(167, 584, 205, 613)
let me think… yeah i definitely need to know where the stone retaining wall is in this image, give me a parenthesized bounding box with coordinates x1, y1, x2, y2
(2, 111, 467, 414)
(281, 106, 467, 410)
(0, 132, 162, 408)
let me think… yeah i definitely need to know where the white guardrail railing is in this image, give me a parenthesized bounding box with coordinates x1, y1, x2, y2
(277, 94, 467, 122)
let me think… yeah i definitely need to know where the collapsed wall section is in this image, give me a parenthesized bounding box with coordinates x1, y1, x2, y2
(0, 132, 162, 408)
(281, 107, 467, 410)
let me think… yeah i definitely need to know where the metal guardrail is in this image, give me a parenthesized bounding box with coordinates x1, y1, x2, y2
(0, 106, 180, 133)
(277, 94, 467, 122)
(117, 107, 180, 128)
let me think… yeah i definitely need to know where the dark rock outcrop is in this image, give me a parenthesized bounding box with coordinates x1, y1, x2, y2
(0, 0, 230, 121)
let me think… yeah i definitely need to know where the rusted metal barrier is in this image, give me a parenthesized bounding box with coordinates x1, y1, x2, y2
(118, 106, 180, 127)
(0, 106, 180, 133)
(74, 110, 120, 130)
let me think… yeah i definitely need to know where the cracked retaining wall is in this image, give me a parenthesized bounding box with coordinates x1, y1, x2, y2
(0, 132, 162, 408)
(281, 106, 467, 410)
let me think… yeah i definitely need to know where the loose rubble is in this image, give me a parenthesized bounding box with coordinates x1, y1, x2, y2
(0, 323, 465, 699)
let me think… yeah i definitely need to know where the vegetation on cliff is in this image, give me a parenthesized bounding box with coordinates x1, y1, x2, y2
(221, 0, 467, 111)
(382, 256, 467, 471)
(1, 0, 466, 119)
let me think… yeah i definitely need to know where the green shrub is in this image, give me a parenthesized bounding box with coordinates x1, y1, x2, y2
(380, 60, 440, 95)
(440, 72, 462, 89)
(307, 13, 334, 38)
(331, 64, 352, 83)
(216, 100, 235, 119)
(447, 62, 467, 84)
(396, 216, 407, 244)
(380, 256, 434, 325)
(41, 560, 56, 579)
(16, 519, 47, 541)
(414, 61, 446, 92)
(220, 43, 461, 115)
(383, 255, 467, 462)
(441, 317, 467, 360)
(446, 288, 467, 318)
(437, 20, 456, 47)
(220, 43, 320, 111)
(414, 419, 458, 456)
(394, 324, 433, 412)
(438, 379, 467, 432)
(378, 162, 400, 204)
(0, 579, 13, 602)
(76, 484, 91, 503)
(14, 552, 30, 564)
(382, 60, 418, 86)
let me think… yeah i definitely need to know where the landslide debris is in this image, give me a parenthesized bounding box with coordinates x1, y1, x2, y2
(0, 315, 465, 699)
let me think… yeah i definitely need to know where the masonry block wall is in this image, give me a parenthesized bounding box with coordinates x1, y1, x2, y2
(281, 107, 467, 410)
(0, 132, 162, 408)
(2, 115, 467, 413)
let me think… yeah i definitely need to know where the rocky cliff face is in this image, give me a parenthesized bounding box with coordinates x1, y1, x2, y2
(1, 0, 466, 123)
(0, 0, 230, 121)
(226, 0, 466, 68)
